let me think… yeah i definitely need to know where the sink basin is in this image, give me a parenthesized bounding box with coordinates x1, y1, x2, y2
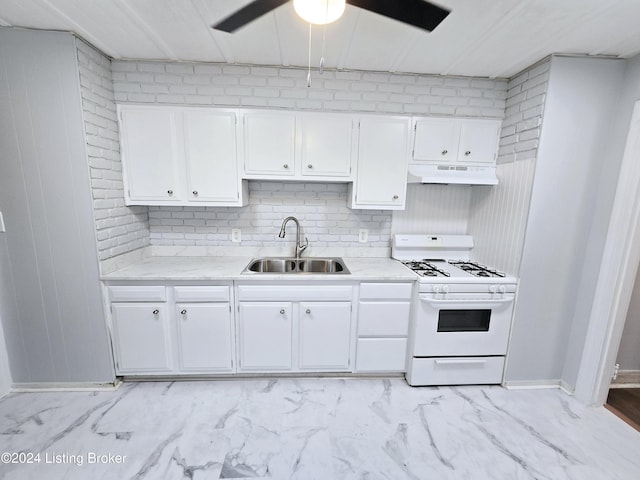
(243, 257, 350, 274)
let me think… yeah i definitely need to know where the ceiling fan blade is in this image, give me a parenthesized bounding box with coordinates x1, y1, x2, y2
(347, 0, 450, 31)
(211, 0, 290, 33)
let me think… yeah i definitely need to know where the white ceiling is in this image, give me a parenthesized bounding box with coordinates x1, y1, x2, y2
(1, 0, 639, 78)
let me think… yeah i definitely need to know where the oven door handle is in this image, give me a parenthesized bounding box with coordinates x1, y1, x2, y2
(418, 295, 514, 305)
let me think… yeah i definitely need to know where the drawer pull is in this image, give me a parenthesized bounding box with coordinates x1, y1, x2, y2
(152, 309, 159, 315)
(434, 359, 487, 365)
(280, 309, 285, 315)
(180, 309, 187, 315)
(306, 309, 311, 314)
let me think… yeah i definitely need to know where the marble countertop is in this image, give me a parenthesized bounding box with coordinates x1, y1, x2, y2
(101, 256, 417, 282)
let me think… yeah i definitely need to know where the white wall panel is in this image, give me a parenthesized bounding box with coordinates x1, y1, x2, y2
(392, 184, 471, 235)
(0, 28, 114, 384)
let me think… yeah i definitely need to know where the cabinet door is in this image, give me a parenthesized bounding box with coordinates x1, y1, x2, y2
(412, 118, 459, 162)
(176, 303, 234, 372)
(299, 302, 351, 370)
(119, 107, 182, 203)
(243, 112, 296, 176)
(238, 302, 293, 370)
(352, 117, 410, 209)
(458, 120, 501, 164)
(183, 110, 241, 203)
(300, 114, 353, 177)
(111, 303, 172, 373)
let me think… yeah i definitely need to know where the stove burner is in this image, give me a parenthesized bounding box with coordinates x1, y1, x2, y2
(449, 261, 505, 278)
(402, 260, 450, 277)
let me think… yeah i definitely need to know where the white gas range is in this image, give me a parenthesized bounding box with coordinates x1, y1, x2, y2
(392, 234, 518, 386)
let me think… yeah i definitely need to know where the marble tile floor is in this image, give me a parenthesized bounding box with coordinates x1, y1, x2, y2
(0, 378, 639, 480)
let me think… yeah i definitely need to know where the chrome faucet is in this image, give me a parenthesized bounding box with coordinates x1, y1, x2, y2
(278, 216, 308, 259)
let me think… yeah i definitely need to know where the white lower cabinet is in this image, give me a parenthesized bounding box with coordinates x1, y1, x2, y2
(176, 303, 233, 372)
(238, 302, 293, 370)
(355, 282, 413, 373)
(111, 303, 172, 374)
(236, 284, 354, 373)
(299, 302, 351, 370)
(108, 284, 235, 375)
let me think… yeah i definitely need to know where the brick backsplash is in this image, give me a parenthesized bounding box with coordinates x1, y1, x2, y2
(105, 60, 507, 251)
(149, 182, 391, 248)
(75, 39, 150, 262)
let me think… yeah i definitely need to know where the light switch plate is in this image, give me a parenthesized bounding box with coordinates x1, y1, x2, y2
(359, 229, 368, 243)
(0, 212, 5, 232)
(231, 228, 241, 243)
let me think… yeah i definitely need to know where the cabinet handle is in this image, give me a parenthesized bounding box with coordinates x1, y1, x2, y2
(167, 190, 174, 196)
(393, 195, 399, 200)
(280, 309, 285, 315)
(283, 164, 289, 169)
(441, 149, 448, 155)
(180, 309, 187, 315)
(465, 151, 471, 156)
(307, 164, 313, 169)
(192, 191, 198, 197)
(306, 309, 311, 314)
(152, 309, 159, 315)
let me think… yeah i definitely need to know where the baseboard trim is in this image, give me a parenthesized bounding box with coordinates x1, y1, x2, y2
(503, 379, 574, 394)
(611, 370, 640, 386)
(11, 379, 122, 393)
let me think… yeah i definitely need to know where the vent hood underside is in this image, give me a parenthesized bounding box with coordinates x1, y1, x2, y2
(407, 164, 498, 186)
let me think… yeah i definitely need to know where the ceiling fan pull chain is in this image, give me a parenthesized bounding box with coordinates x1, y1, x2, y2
(307, 22, 312, 87)
(320, 6, 328, 75)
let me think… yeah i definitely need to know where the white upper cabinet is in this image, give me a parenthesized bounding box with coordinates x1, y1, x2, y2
(349, 116, 411, 210)
(241, 110, 354, 180)
(119, 105, 247, 207)
(119, 107, 182, 203)
(182, 110, 243, 203)
(242, 111, 296, 176)
(413, 117, 501, 165)
(298, 113, 354, 178)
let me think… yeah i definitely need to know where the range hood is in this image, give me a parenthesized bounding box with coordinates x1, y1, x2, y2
(407, 163, 498, 186)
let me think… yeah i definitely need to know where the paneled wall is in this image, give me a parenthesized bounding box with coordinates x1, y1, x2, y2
(111, 60, 507, 251)
(0, 29, 114, 384)
(467, 58, 550, 275)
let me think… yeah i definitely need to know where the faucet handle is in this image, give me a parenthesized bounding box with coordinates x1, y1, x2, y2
(299, 237, 309, 251)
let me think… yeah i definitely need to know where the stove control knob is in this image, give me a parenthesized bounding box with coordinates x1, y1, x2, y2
(442, 285, 449, 294)
(499, 285, 506, 294)
(433, 285, 441, 293)
(489, 285, 498, 294)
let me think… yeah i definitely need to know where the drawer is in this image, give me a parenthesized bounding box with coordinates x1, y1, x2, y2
(109, 286, 166, 302)
(237, 285, 352, 302)
(355, 338, 407, 372)
(360, 283, 412, 300)
(174, 286, 229, 302)
(358, 302, 410, 336)
(406, 356, 505, 386)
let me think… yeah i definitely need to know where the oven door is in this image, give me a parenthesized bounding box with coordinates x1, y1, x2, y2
(413, 292, 515, 357)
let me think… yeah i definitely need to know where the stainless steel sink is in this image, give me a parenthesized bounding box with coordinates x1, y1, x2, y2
(243, 257, 350, 274)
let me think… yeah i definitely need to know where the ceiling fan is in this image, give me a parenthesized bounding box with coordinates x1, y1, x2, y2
(211, 0, 451, 33)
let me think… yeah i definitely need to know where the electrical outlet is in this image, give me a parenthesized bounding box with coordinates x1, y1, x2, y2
(231, 228, 241, 243)
(0, 212, 5, 232)
(359, 229, 368, 243)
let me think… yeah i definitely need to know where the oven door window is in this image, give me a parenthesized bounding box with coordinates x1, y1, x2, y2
(437, 309, 491, 332)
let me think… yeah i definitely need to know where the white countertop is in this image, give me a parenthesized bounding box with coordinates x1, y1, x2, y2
(101, 256, 417, 282)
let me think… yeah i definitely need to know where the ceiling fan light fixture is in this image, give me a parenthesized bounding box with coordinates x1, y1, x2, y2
(293, 0, 346, 25)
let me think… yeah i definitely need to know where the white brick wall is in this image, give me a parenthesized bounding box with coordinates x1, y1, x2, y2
(468, 57, 551, 274)
(112, 61, 507, 117)
(497, 58, 551, 165)
(75, 40, 150, 262)
(149, 182, 390, 248)
(111, 60, 507, 249)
